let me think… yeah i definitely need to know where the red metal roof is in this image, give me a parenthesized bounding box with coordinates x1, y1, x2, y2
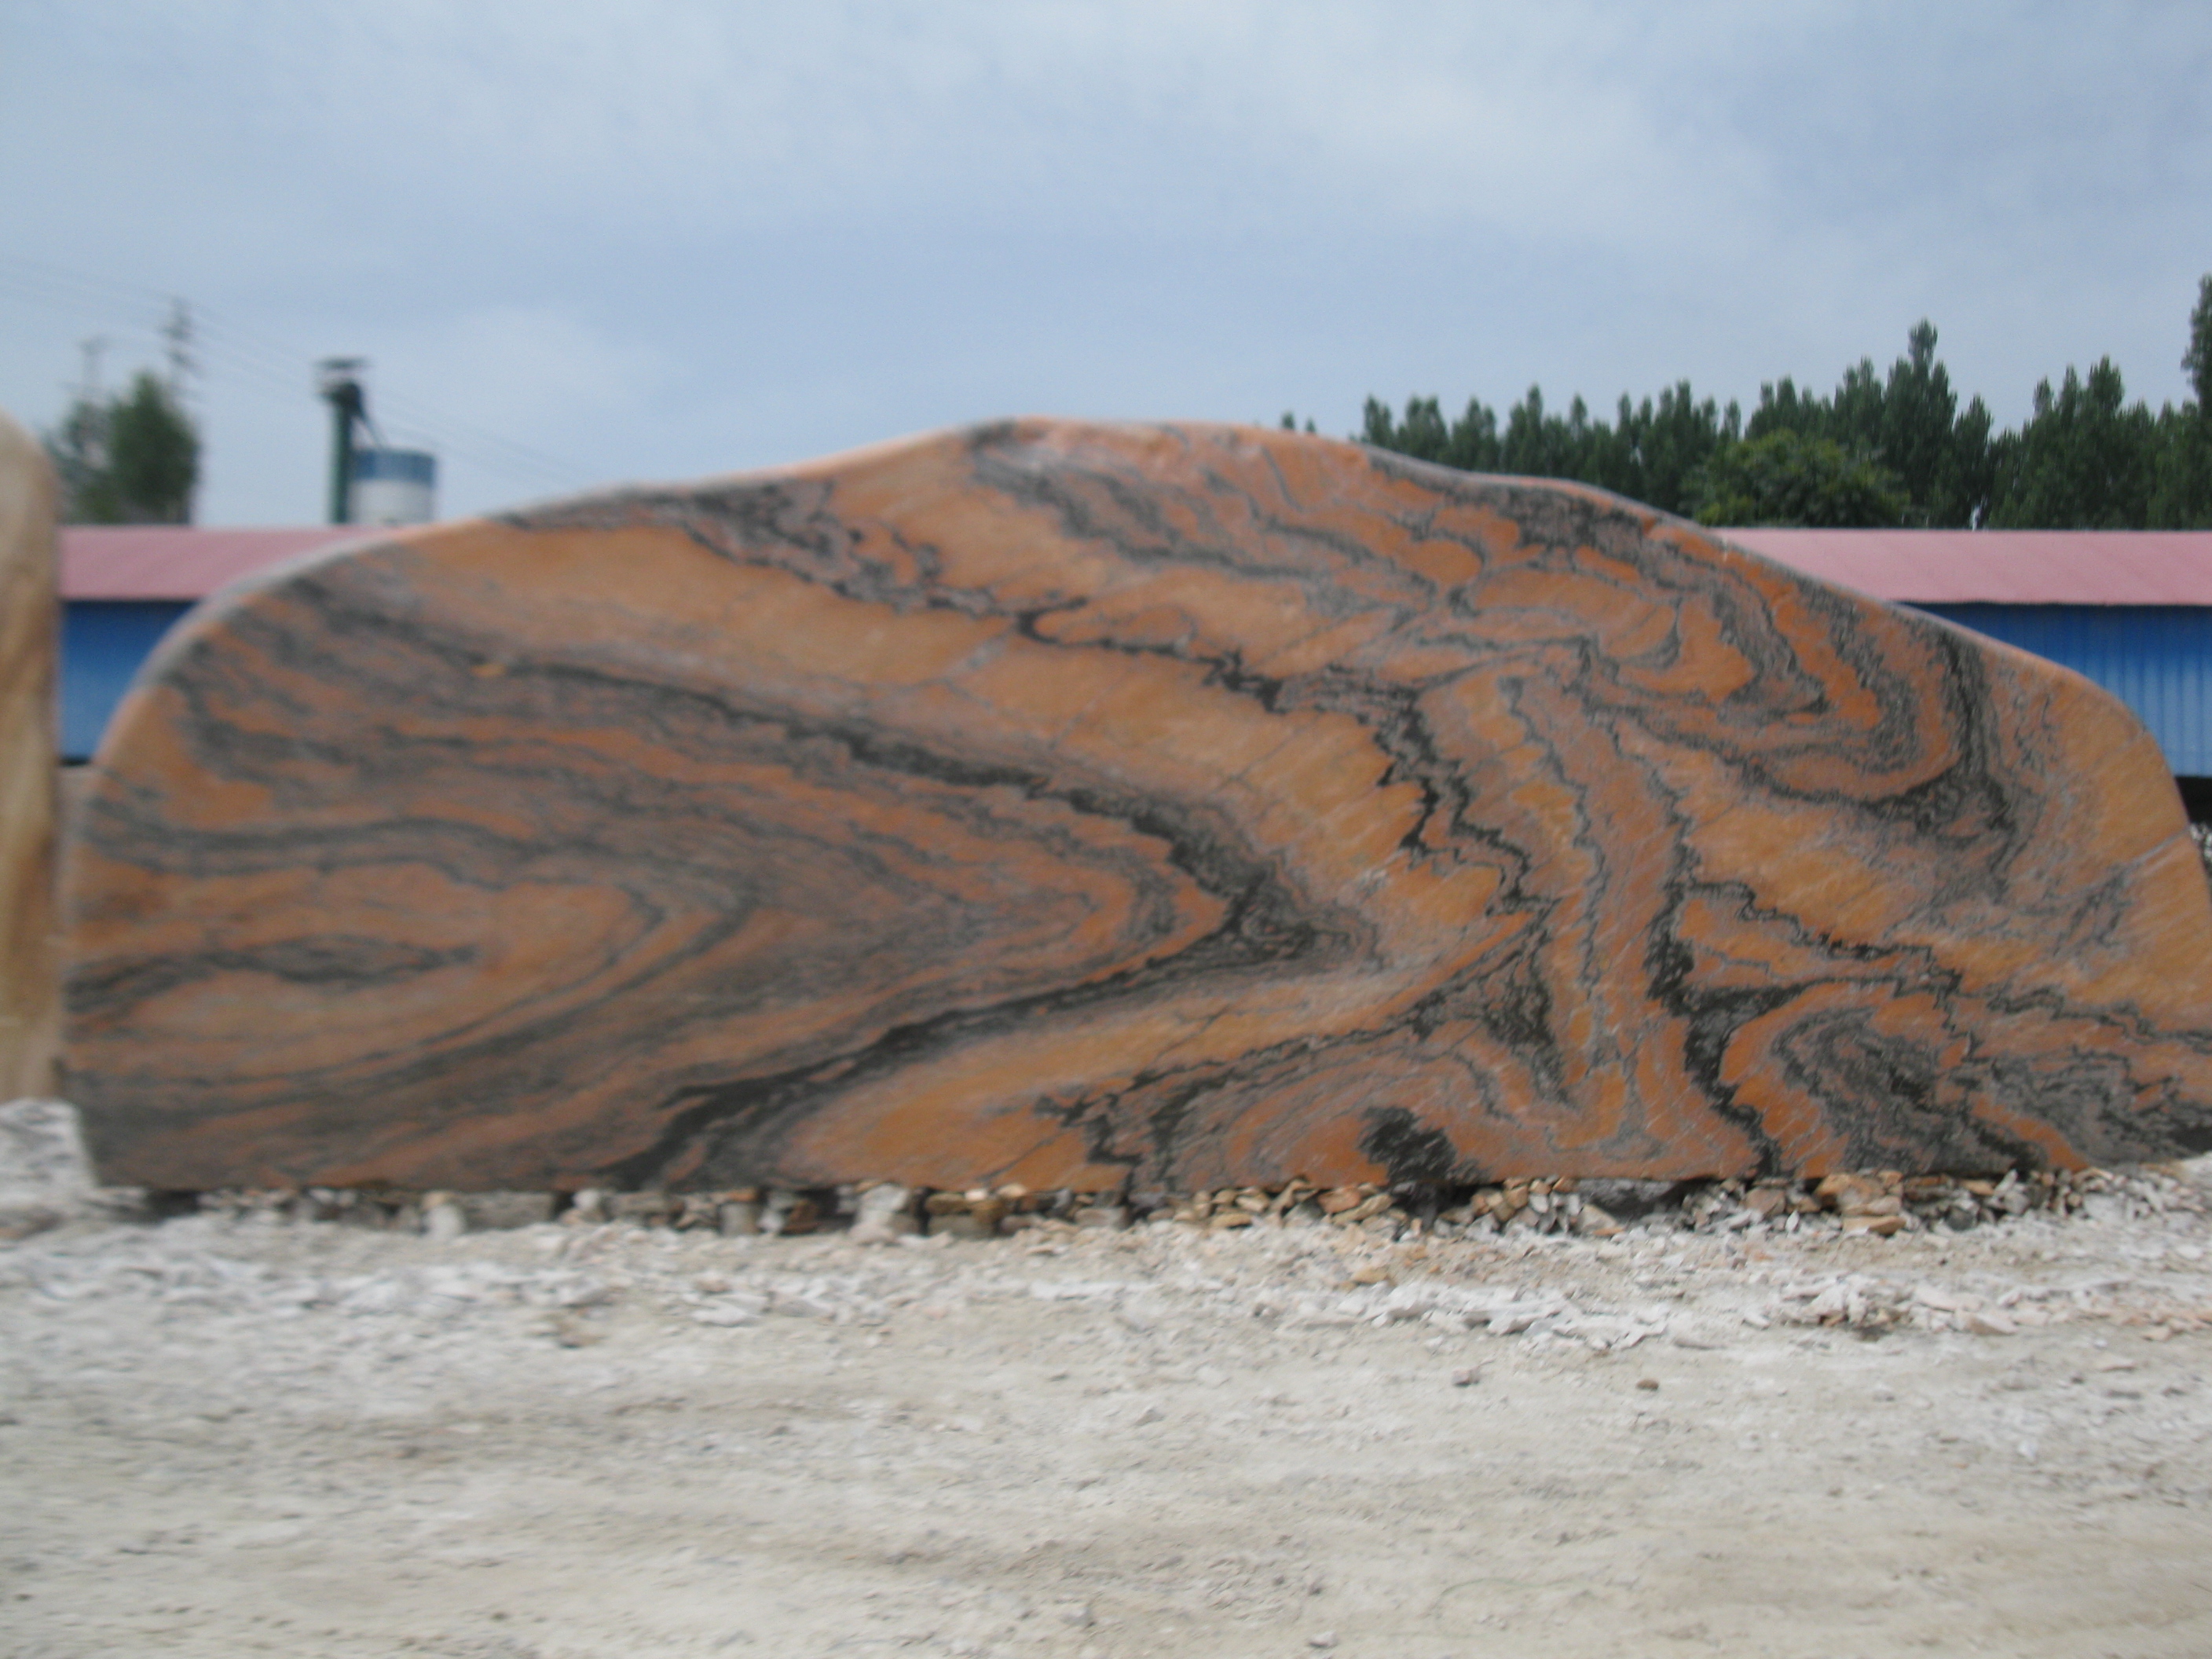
(60, 526, 371, 600)
(1721, 529, 2212, 606)
(58, 524, 2212, 607)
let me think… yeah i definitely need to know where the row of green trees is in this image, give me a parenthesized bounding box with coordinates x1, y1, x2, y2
(1341, 276, 2212, 529)
(44, 371, 201, 524)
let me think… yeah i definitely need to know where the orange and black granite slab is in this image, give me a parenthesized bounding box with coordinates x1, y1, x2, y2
(60, 422, 2212, 1192)
(1, 411, 58, 1100)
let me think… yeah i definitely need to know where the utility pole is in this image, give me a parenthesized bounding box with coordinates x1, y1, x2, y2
(316, 357, 366, 525)
(160, 300, 196, 399)
(75, 335, 109, 406)
(73, 335, 112, 474)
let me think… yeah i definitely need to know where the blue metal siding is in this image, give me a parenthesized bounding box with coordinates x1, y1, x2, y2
(1916, 603, 2212, 777)
(60, 601, 192, 763)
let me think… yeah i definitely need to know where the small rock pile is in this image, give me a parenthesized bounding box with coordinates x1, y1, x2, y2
(1756, 1272, 2072, 1338)
(9, 1097, 2199, 1247)
(163, 1163, 2207, 1243)
(1668, 1166, 2206, 1238)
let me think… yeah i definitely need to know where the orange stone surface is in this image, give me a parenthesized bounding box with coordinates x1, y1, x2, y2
(60, 421, 2212, 1192)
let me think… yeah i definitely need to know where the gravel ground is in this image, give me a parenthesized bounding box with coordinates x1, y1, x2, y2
(5, 1103, 2212, 1659)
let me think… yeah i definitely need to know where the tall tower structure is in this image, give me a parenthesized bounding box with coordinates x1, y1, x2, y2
(313, 359, 435, 526)
(315, 358, 367, 526)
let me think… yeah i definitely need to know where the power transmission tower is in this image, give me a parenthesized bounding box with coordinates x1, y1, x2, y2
(75, 335, 109, 405)
(161, 299, 196, 399)
(70, 335, 112, 475)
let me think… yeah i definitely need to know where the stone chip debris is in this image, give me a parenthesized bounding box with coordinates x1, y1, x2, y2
(148, 1159, 2212, 1262)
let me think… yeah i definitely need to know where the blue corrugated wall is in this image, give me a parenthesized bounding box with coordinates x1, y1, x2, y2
(60, 601, 192, 763)
(54, 599, 2212, 781)
(1917, 604, 2212, 778)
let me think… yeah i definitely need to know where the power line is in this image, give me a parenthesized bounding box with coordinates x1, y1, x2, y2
(0, 255, 597, 492)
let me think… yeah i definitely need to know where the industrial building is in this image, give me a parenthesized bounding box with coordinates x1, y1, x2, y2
(57, 526, 361, 762)
(53, 524, 2212, 817)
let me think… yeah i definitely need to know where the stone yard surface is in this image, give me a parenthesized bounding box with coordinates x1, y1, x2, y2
(5, 1115, 2212, 1657)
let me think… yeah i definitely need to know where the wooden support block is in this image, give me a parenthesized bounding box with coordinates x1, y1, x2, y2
(0, 412, 58, 1101)
(61, 422, 2212, 1192)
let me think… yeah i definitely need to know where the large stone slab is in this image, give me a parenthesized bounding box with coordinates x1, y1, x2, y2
(61, 422, 2212, 1192)
(0, 412, 59, 1101)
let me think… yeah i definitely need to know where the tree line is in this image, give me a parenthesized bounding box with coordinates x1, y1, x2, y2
(1334, 275, 2212, 529)
(38, 276, 2212, 531)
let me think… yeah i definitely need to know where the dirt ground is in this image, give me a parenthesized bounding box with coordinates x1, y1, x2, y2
(5, 1108, 2212, 1658)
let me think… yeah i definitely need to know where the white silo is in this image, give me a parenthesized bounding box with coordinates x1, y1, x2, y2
(350, 447, 437, 525)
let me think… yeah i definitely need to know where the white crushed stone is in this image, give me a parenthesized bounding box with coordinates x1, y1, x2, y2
(8, 1098, 2212, 1657)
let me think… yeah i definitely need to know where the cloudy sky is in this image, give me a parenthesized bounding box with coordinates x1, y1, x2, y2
(4, 2, 2209, 523)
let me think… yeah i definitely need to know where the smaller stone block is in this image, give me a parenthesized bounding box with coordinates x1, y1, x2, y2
(0, 411, 57, 1099)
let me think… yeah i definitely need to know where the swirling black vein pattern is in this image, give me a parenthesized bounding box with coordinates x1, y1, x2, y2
(60, 421, 2212, 1192)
